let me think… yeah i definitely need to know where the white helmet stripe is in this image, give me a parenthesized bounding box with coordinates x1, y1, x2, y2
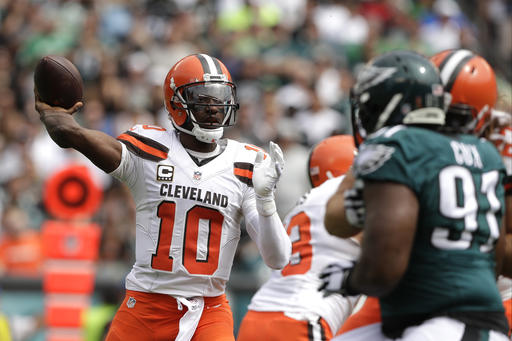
(199, 53, 221, 75)
(439, 49, 473, 87)
(375, 93, 403, 131)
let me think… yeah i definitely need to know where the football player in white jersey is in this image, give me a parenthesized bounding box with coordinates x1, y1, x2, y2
(35, 53, 292, 341)
(237, 135, 361, 341)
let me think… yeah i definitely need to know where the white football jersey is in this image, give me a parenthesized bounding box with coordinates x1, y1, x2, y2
(110, 124, 269, 297)
(248, 176, 361, 334)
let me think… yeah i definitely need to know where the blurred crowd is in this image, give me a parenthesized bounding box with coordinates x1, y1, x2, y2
(0, 0, 511, 293)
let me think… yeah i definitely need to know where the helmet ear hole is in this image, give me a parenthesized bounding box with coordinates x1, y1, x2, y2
(170, 95, 187, 112)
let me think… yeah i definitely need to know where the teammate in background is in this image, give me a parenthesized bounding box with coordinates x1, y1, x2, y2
(430, 48, 512, 336)
(320, 50, 509, 340)
(35, 53, 291, 341)
(237, 135, 360, 341)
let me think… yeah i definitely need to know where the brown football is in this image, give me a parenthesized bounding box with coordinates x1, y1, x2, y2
(34, 55, 83, 109)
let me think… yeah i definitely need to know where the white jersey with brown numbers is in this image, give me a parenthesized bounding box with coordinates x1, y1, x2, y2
(110, 124, 265, 297)
(248, 176, 361, 334)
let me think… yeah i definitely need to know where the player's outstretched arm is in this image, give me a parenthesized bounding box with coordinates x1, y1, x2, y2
(35, 97, 122, 173)
(324, 169, 364, 238)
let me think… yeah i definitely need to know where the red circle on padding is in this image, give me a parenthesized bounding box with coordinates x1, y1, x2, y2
(44, 164, 102, 220)
(60, 178, 86, 205)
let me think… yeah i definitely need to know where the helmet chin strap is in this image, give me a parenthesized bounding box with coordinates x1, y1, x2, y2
(171, 119, 223, 144)
(191, 124, 223, 143)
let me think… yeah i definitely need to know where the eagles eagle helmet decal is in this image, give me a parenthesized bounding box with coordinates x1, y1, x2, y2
(351, 50, 446, 141)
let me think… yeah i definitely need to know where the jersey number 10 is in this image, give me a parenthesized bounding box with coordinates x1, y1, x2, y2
(151, 201, 224, 275)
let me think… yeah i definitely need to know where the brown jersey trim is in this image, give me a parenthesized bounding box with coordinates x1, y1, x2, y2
(122, 131, 169, 153)
(234, 162, 253, 187)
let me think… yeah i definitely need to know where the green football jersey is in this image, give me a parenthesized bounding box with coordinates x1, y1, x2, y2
(353, 125, 508, 335)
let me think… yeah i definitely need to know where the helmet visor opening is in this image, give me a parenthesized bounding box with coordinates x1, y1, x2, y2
(182, 83, 238, 128)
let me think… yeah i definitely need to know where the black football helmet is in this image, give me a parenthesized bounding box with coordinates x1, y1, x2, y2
(351, 50, 446, 142)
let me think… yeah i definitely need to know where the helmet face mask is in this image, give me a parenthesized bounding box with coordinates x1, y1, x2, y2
(164, 54, 239, 143)
(351, 50, 446, 140)
(350, 98, 366, 147)
(175, 82, 238, 128)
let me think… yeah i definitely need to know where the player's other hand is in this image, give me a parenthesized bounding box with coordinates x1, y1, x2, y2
(253, 141, 285, 198)
(253, 141, 284, 216)
(34, 90, 83, 117)
(319, 260, 355, 296)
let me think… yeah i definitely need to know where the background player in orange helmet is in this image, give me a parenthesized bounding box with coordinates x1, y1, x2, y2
(308, 135, 357, 188)
(430, 48, 498, 136)
(35, 53, 292, 341)
(431, 48, 512, 336)
(237, 135, 361, 341)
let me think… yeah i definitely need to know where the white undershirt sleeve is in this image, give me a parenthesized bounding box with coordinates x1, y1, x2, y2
(243, 191, 291, 269)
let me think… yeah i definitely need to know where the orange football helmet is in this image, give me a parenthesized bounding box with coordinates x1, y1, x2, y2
(430, 49, 497, 136)
(163, 54, 239, 143)
(308, 135, 357, 188)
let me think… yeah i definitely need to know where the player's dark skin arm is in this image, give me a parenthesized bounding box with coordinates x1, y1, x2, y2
(347, 181, 418, 296)
(35, 96, 122, 173)
(324, 169, 363, 238)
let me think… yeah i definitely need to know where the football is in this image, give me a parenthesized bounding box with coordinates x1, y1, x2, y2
(34, 55, 83, 109)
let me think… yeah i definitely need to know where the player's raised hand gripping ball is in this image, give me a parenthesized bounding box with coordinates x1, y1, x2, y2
(34, 55, 83, 110)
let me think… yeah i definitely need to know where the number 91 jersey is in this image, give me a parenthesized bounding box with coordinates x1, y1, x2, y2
(111, 124, 262, 297)
(354, 125, 507, 326)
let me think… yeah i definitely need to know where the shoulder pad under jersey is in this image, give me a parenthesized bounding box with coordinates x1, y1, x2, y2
(232, 142, 267, 187)
(117, 124, 170, 162)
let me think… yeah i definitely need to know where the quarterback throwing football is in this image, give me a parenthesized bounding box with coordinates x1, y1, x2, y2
(35, 54, 291, 341)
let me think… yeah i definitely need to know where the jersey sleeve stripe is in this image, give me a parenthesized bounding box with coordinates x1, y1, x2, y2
(117, 133, 168, 161)
(234, 162, 254, 186)
(234, 168, 252, 178)
(123, 131, 169, 153)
